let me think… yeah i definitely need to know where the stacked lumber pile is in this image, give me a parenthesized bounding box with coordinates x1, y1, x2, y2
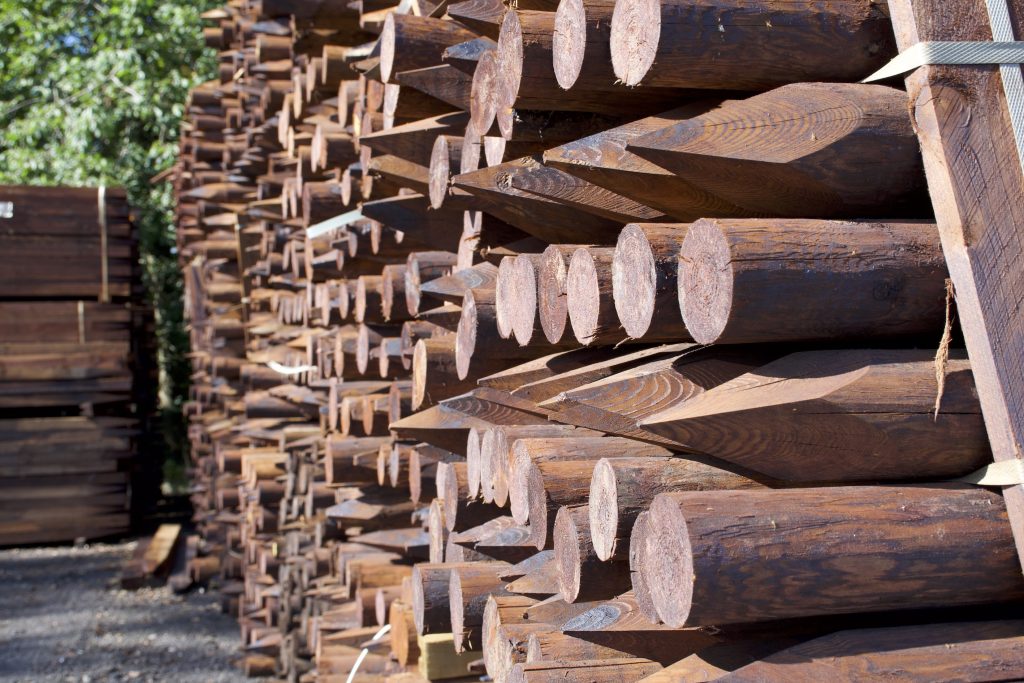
(0, 185, 155, 545)
(173, 0, 1024, 680)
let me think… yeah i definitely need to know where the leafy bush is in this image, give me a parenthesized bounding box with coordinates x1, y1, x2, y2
(0, 0, 219, 481)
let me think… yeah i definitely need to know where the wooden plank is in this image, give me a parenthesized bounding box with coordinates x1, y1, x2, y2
(886, 0, 1024, 571)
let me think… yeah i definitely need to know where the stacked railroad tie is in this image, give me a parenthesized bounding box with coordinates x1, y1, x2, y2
(174, 0, 1024, 681)
(0, 186, 156, 545)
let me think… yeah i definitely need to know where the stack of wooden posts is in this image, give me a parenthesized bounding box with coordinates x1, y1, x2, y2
(173, 0, 1024, 680)
(0, 185, 155, 545)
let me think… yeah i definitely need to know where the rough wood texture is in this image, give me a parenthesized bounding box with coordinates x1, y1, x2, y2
(494, 10, 684, 131)
(678, 218, 947, 344)
(452, 158, 623, 244)
(626, 83, 929, 219)
(645, 485, 1024, 627)
(640, 349, 990, 483)
(609, 0, 894, 88)
(589, 455, 765, 562)
(540, 346, 776, 446)
(723, 620, 1024, 682)
(612, 224, 689, 341)
(380, 14, 478, 82)
(886, 0, 1024, 575)
(554, 505, 632, 602)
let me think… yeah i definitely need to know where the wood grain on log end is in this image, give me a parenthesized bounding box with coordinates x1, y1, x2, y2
(552, 0, 587, 90)
(455, 289, 481, 379)
(466, 427, 484, 500)
(567, 247, 617, 345)
(609, 0, 659, 86)
(677, 218, 733, 345)
(429, 135, 459, 209)
(613, 224, 661, 339)
(470, 50, 500, 135)
(494, 11, 523, 139)
(495, 256, 517, 340)
(510, 255, 540, 345)
(539, 245, 571, 344)
(461, 122, 484, 174)
(554, 505, 585, 602)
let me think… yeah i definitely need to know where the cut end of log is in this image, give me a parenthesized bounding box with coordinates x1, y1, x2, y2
(440, 463, 461, 531)
(491, 428, 514, 507)
(411, 565, 428, 634)
(495, 11, 524, 139)
(553, 0, 587, 90)
(554, 506, 583, 602)
(461, 122, 484, 174)
(567, 247, 602, 345)
(678, 219, 733, 345)
(455, 289, 480, 380)
(379, 13, 398, 83)
(381, 268, 400, 321)
(406, 256, 424, 316)
(495, 256, 517, 340)
(646, 493, 695, 628)
(356, 324, 372, 375)
(470, 50, 500, 135)
(429, 498, 447, 563)
(526, 465, 549, 550)
(412, 339, 429, 409)
(466, 427, 484, 500)
(613, 223, 659, 340)
(539, 245, 570, 344)
(609, 0, 661, 86)
(354, 276, 369, 323)
(449, 570, 468, 651)
(510, 256, 539, 346)
(429, 135, 452, 209)
(481, 596, 503, 679)
(509, 444, 532, 526)
(479, 428, 499, 504)
(389, 380, 406, 424)
(589, 459, 619, 562)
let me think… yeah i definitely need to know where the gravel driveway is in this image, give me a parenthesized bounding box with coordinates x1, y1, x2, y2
(0, 541, 251, 683)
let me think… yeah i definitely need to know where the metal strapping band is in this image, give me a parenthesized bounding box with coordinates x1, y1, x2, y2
(306, 208, 363, 239)
(347, 624, 390, 683)
(864, 38, 1024, 176)
(267, 360, 317, 375)
(97, 185, 110, 303)
(863, 41, 1024, 82)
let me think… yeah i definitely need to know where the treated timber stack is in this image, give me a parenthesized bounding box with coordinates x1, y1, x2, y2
(173, 0, 1024, 681)
(0, 185, 155, 545)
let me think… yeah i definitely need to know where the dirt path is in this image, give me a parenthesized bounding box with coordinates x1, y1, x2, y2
(0, 541, 250, 683)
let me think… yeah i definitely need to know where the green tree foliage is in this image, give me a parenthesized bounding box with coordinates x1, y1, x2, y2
(0, 0, 219, 475)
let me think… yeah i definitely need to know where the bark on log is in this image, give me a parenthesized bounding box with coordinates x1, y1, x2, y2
(677, 218, 947, 344)
(625, 83, 929, 219)
(380, 14, 478, 83)
(589, 455, 765, 561)
(639, 349, 989, 483)
(608, 0, 894, 89)
(644, 485, 1024, 626)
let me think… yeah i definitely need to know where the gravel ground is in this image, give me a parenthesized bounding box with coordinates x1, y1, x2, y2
(0, 541, 251, 683)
